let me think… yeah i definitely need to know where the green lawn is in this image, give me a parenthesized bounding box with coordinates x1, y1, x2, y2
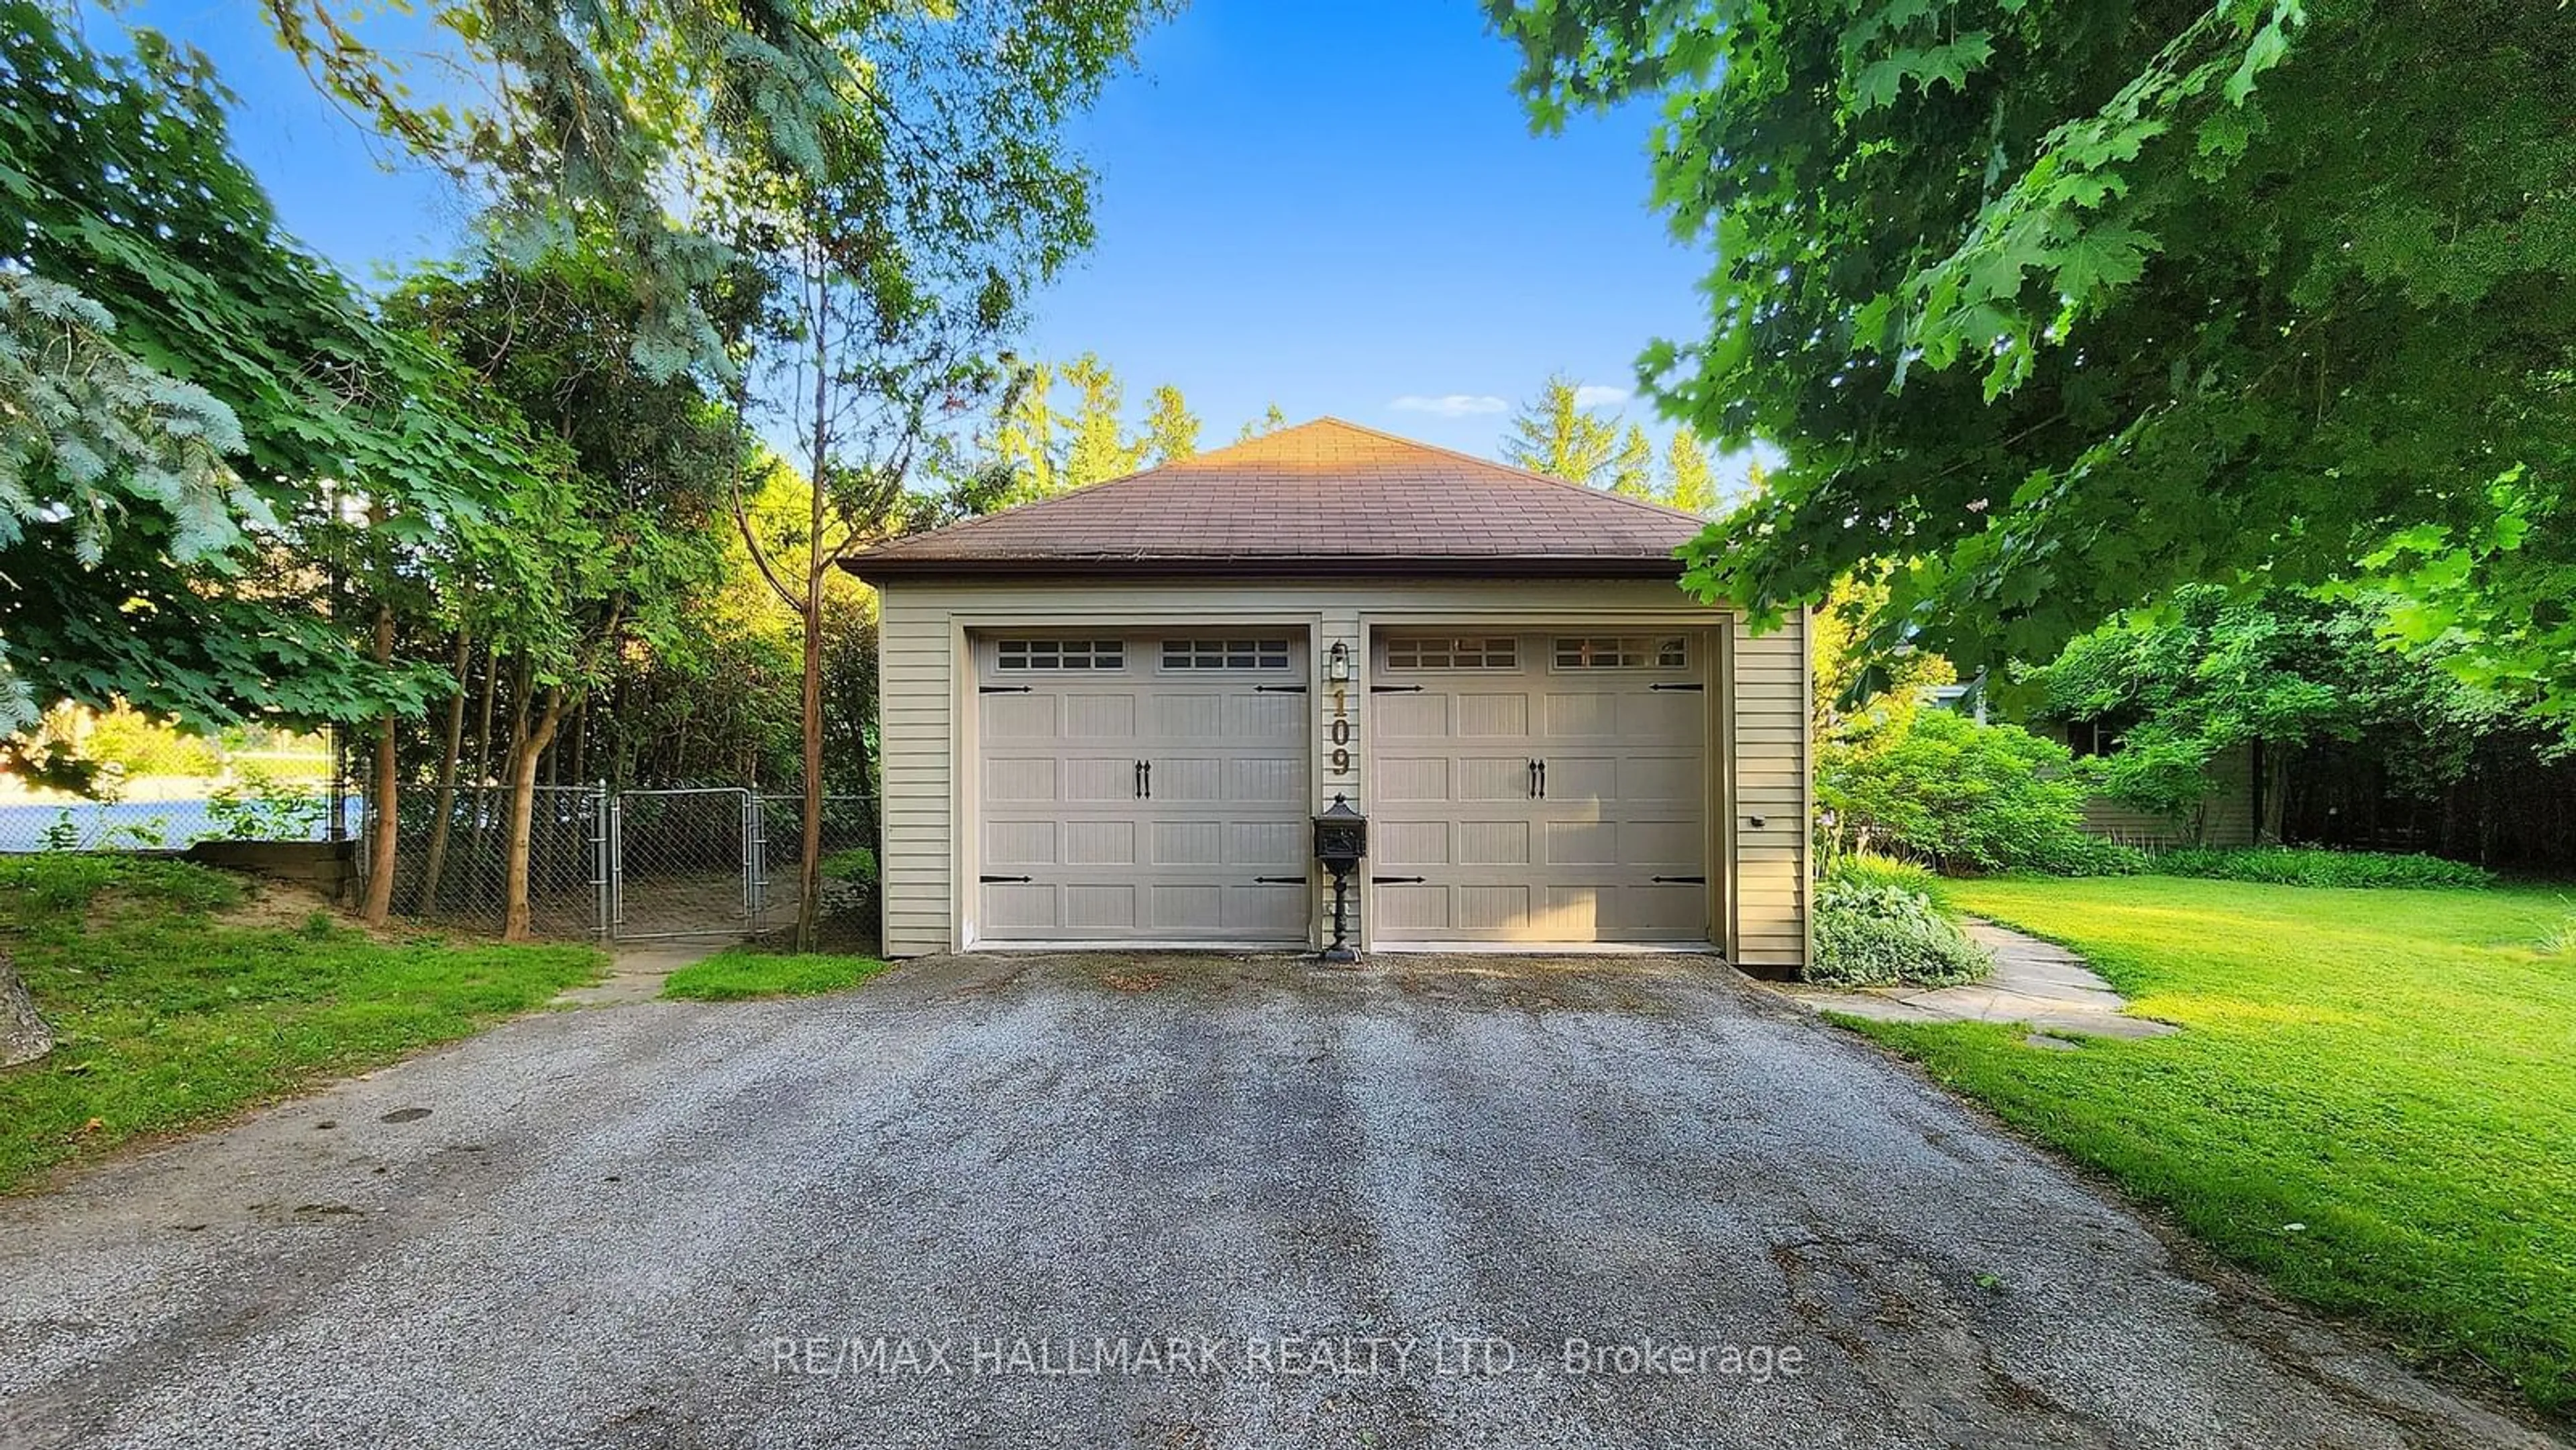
(0, 855, 602, 1192)
(1852, 875, 2576, 1416)
(660, 946, 890, 1001)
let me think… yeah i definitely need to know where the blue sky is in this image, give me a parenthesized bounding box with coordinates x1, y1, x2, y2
(127, 0, 1720, 469)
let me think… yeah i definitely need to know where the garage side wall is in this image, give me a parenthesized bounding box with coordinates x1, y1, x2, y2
(877, 583, 957, 956)
(1729, 612, 1811, 970)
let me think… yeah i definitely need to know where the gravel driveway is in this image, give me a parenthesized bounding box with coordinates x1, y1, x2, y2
(0, 952, 2551, 1449)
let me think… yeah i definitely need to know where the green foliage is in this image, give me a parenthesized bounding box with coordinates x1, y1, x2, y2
(1811, 877, 1991, 988)
(1, 3, 543, 750)
(1820, 708, 2116, 874)
(1878, 875, 2576, 1414)
(2149, 847, 2493, 891)
(660, 948, 890, 1002)
(203, 765, 327, 842)
(1493, 0, 2576, 718)
(1234, 402, 1289, 443)
(266, 0, 1170, 380)
(1502, 374, 1618, 487)
(1607, 423, 1655, 500)
(2035, 585, 2531, 837)
(0, 853, 600, 1190)
(818, 846, 878, 885)
(1662, 426, 1718, 514)
(390, 236, 739, 698)
(1827, 850, 1939, 895)
(990, 355, 1201, 503)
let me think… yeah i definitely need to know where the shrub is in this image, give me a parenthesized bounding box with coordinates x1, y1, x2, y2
(1820, 710, 2106, 875)
(1827, 851, 1938, 893)
(2149, 847, 2495, 890)
(202, 765, 325, 842)
(2017, 833, 2152, 878)
(1809, 878, 1992, 988)
(818, 846, 877, 884)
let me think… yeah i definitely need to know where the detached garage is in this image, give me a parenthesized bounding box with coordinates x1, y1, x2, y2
(849, 419, 1811, 971)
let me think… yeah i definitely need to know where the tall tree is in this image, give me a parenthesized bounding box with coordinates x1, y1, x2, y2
(1502, 374, 1617, 486)
(392, 239, 739, 939)
(1058, 354, 1146, 490)
(992, 359, 1063, 502)
(1494, 1, 2576, 720)
(1140, 384, 1201, 466)
(1607, 423, 1656, 500)
(714, 1, 1157, 950)
(1663, 426, 1717, 514)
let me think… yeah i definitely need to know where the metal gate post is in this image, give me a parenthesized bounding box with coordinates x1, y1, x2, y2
(591, 782, 613, 943)
(607, 789, 627, 940)
(748, 791, 769, 922)
(739, 789, 757, 920)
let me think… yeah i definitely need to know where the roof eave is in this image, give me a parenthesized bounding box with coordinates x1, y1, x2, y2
(843, 553, 1689, 585)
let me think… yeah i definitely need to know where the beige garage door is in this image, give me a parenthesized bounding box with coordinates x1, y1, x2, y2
(1371, 630, 1709, 944)
(976, 633, 1309, 944)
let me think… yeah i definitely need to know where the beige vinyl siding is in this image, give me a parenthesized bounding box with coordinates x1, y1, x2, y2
(2078, 740, 2258, 848)
(871, 577, 1809, 968)
(1729, 612, 1810, 970)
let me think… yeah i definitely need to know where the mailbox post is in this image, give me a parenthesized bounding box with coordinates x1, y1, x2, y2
(1312, 793, 1366, 963)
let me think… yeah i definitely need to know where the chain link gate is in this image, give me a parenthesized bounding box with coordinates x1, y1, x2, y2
(607, 787, 758, 942)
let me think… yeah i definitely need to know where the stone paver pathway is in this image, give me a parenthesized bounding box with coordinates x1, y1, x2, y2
(1777, 918, 2176, 1044)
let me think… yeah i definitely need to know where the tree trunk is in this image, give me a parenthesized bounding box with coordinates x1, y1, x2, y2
(418, 627, 474, 915)
(500, 688, 566, 944)
(359, 600, 400, 926)
(796, 578, 826, 952)
(0, 948, 52, 1069)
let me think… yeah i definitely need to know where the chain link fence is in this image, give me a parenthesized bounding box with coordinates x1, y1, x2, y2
(351, 784, 875, 945)
(362, 785, 606, 940)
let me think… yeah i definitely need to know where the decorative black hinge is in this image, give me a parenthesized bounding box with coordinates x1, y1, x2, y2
(1648, 682, 1705, 691)
(979, 685, 1033, 694)
(1252, 875, 1307, 885)
(979, 874, 1033, 884)
(1371, 875, 1426, 885)
(1252, 684, 1308, 693)
(1369, 684, 1424, 693)
(1651, 875, 1708, 885)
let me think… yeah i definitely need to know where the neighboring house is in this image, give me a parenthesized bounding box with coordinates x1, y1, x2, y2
(1920, 688, 2258, 848)
(2042, 719, 2260, 849)
(848, 419, 1811, 970)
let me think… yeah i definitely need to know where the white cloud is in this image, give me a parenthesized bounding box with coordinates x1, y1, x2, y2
(1389, 393, 1509, 418)
(1572, 384, 1631, 409)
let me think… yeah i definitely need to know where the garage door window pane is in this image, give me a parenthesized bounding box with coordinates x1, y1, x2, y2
(1554, 636, 1688, 669)
(996, 639, 1124, 670)
(1384, 636, 1517, 669)
(1162, 638, 1293, 671)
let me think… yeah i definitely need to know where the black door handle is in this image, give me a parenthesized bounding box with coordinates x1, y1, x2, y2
(1142, 760, 1152, 799)
(1527, 759, 1539, 799)
(1536, 759, 1546, 799)
(1134, 760, 1144, 799)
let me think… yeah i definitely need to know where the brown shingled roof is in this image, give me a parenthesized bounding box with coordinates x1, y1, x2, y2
(847, 417, 1709, 581)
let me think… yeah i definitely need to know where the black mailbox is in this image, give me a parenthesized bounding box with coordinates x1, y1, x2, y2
(1313, 794, 1367, 869)
(1312, 793, 1366, 962)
